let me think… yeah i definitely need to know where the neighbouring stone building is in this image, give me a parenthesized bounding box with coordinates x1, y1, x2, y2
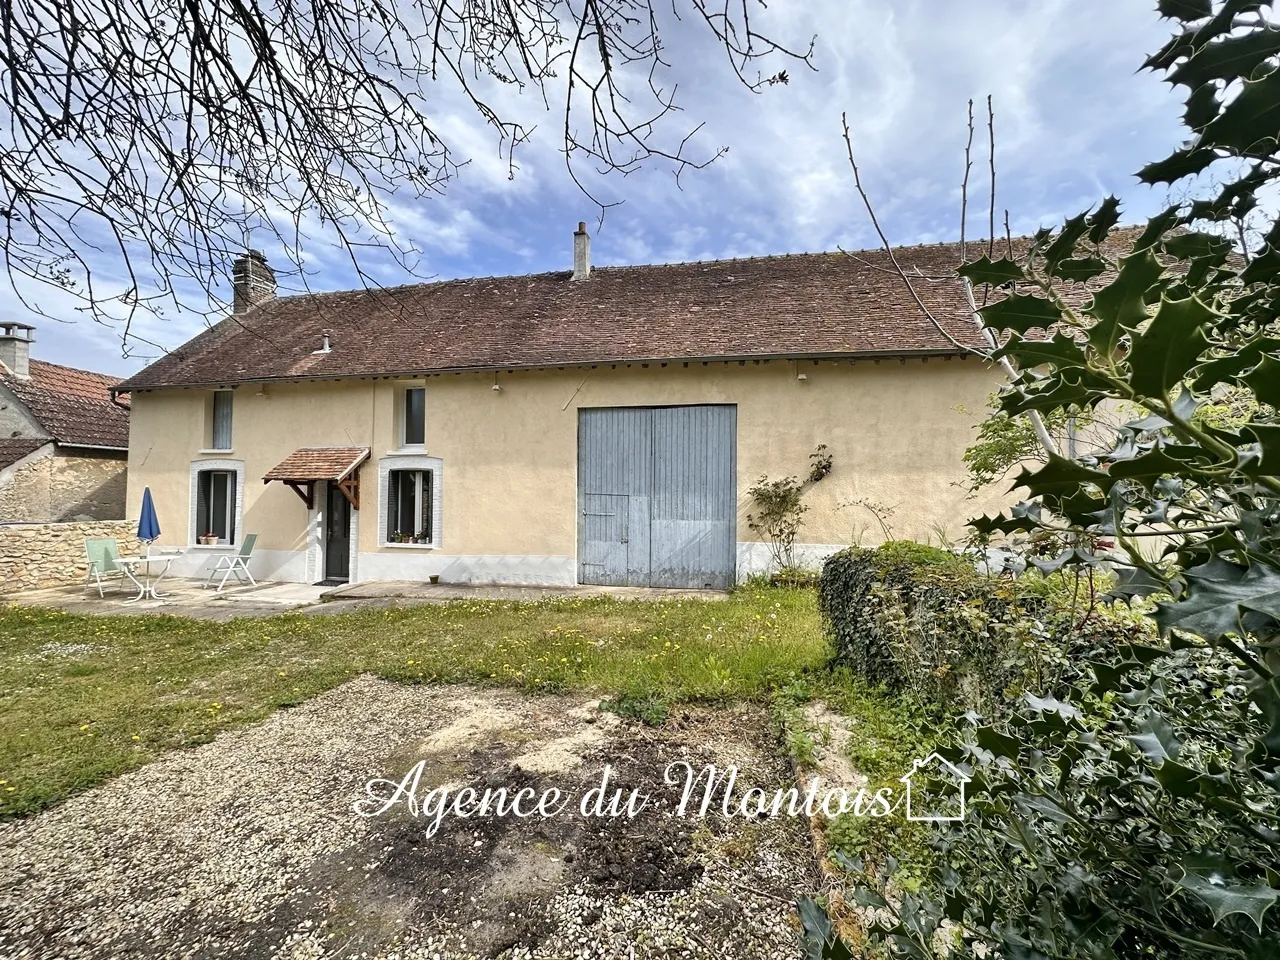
(0, 323, 130, 522)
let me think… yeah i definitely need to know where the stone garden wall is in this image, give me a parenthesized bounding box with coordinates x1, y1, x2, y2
(0, 520, 140, 594)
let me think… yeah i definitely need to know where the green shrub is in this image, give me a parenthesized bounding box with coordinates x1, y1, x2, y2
(819, 541, 1148, 712)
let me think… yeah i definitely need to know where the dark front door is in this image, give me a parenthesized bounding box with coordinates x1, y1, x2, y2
(324, 481, 352, 582)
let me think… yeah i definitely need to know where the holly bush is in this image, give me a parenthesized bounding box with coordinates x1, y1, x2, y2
(804, 3, 1280, 955)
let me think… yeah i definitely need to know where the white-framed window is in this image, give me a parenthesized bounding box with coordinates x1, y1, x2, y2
(378, 454, 442, 547)
(189, 458, 245, 546)
(399, 385, 425, 448)
(210, 390, 233, 450)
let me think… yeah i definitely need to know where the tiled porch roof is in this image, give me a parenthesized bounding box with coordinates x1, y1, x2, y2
(263, 447, 369, 482)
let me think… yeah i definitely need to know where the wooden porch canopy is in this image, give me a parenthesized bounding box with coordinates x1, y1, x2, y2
(263, 446, 369, 510)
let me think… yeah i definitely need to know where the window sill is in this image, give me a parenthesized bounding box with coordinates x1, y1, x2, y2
(197, 449, 234, 456)
(188, 543, 236, 550)
(384, 447, 428, 457)
(381, 542, 438, 550)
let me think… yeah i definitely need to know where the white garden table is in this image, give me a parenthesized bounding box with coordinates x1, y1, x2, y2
(116, 555, 174, 603)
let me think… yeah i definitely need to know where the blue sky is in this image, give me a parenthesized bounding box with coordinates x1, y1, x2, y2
(24, 0, 1184, 377)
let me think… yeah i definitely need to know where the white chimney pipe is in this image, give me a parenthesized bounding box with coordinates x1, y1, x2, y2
(572, 222, 591, 281)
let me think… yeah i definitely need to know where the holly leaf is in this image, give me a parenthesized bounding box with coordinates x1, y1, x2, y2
(1138, 146, 1218, 184)
(958, 255, 1026, 287)
(1192, 338, 1280, 392)
(980, 293, 1062, 335)
(1154, 563, 1280, 641)
(1169, 24, 1280, 91)
(1088, 249, 1164, 356)
(976, 725, 1022, 759)
(1244, 355, 1280, 408)
(1108, 446, 1208, 486)
(1128, 711, 1181, 762)
(1156, 0, 1211, 19)
(1012, 454, 1115, 499)
(1127, 296, 1214, 399)
(1133, 206, 1184, 251)
(1042, 212, 1090, 272)
(1052, 257, 1107, 284)
(1182, 81, 1222, 131)
(993, 333, 1087, 370)
(1175, 873, 1280, 933)
(1109, 567, 1169, 601)
(1200, 67, 1280, 154)
(798, 897, 846, 960)
(1088, 196, 1122, 244)
(1243, 424, 1280, 470)
(1154, 759, 1202, 797)
(1162, 230, 1233, 265)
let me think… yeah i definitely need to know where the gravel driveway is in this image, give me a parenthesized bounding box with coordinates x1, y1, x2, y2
(0, 677, 817, 959)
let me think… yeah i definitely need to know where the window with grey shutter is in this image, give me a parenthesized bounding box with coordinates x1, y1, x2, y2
(211, 391, 233, 449)
(386, 468, 434, 542)
(196, 469, 237, 543)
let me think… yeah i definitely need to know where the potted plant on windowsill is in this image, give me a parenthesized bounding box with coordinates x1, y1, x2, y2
(199, 532, 218, 546)
(413, 530, 430, 544)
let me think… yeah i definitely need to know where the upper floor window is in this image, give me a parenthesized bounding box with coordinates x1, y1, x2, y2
(402, 386, 425, 447)
(210, 390, 233, 450)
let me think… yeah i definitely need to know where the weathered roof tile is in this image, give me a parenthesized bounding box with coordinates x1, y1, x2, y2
(1, 360, 130, 449)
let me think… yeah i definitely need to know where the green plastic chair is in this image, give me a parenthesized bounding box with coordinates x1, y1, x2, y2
(205, 533, 259, 592)
(85, 538, 124, 597)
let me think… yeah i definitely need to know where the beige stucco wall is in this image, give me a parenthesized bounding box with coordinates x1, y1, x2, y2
(125, 358, 1009, 580)
(0, 448, 127, 522)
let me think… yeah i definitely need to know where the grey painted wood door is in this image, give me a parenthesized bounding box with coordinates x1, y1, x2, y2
(578, 405, 736, 589)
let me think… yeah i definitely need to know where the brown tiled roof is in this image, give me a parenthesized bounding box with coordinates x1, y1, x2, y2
(0, 437, 50, 468)
(117, 244, 1000, 392)
(116, 232, 1145, 393)
(0, 360, 130, 448)
(263, 447, 369, 481)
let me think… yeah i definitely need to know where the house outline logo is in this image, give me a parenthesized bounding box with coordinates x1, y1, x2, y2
(899, 753, 971, 823)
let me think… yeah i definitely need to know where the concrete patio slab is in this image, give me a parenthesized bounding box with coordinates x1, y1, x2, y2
(7, 578, 330, 621)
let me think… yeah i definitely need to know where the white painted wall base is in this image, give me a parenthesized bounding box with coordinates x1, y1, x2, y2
(357, 552, 576, 586)
(735, 541, 848, 580)
(158, 542, 851, 588)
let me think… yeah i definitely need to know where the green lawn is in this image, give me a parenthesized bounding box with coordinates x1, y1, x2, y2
(0, 587, 827, 819)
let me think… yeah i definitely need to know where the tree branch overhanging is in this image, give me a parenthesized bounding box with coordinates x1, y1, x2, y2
(0, 0, 815, 349)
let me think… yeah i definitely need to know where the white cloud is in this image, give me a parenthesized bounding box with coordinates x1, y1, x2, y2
(15, 0, 1189, 376)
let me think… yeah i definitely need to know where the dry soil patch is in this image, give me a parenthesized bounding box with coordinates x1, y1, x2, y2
(0, 676, 816, 959)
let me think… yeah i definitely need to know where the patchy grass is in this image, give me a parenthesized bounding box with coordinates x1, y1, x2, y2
(0, 587, 824, 819)
(772, 670, 937, 891)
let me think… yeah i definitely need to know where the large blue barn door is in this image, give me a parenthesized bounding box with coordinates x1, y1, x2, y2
(578, 405, 736, 589)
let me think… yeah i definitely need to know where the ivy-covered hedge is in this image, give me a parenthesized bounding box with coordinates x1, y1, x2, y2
(818, 541, 1149, 711)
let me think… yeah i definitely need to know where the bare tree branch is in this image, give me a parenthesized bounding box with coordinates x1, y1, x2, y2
(0, 0, 816, 350)
(986, 93, 996, 261)
(841, 109, 1059, 459)
(960, 97, 973, 262)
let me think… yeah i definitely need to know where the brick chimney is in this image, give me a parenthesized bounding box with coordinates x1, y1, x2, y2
(0, 321, 34, 378)
(572, 222, 591, 281)
(232, 249, 276, 314)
